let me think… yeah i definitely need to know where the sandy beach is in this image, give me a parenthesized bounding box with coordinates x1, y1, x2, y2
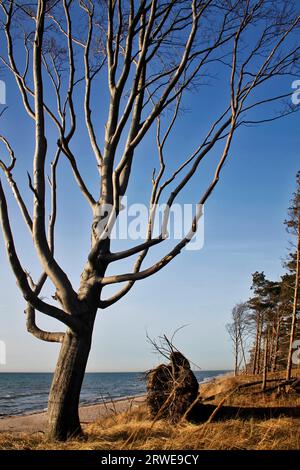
(0, 396, 146, 434)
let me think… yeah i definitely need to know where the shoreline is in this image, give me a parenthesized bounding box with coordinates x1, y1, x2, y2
(0, 393, 146, 420)
(0, 395, 146, 434)
(0, 371, 231, 433)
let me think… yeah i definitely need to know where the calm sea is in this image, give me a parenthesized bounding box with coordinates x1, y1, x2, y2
(0, 371, 228, 417)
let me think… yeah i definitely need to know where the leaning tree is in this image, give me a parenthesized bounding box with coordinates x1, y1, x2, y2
(0, 0, 299, 440)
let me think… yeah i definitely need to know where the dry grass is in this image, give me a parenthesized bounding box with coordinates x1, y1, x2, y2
(1, 371, 300, 450)
(201, 369, 300, 407)
(1, 405, 300, 450)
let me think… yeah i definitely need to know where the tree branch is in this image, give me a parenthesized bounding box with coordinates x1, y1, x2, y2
(0, 178, 79, 331)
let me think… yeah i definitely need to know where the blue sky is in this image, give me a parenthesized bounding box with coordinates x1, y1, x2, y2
(0, 9, 299, 372)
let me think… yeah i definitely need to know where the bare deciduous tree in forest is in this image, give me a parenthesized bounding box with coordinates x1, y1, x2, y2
(226, 302, 248, 375)
(0, 0, 299, 440)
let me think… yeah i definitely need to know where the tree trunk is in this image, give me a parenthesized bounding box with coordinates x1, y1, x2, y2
(262, 333, 268, 392)
(239, 331, 247, 371)
(286, 216, 300, 381)
(253, 321, 262, 375)
(252, 322, 260, 375)
(234, 339, 238, 376)
(256, 323, 262, 375)
(271, 316, 281, 373)
(47, 328, 92, 441)
(269, 327, 274, 372)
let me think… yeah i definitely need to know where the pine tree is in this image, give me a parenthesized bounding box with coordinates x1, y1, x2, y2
(285, 172, 300, 380)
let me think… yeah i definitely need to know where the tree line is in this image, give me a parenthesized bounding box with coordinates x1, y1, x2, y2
(227, 171, 300, 385)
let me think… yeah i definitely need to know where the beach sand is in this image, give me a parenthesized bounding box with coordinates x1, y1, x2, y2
(0, 396, 146, 434)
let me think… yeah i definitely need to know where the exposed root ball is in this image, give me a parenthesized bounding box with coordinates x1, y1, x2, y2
(146, 351, 199, 422)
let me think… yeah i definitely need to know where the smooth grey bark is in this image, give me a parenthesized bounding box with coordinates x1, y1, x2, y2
(234, 339, 238, 377)
(47, 327, 93, 441)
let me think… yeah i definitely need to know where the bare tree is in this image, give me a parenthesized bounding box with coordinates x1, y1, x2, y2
(0, 0, 299, 440)
(226, 302, 249, 375)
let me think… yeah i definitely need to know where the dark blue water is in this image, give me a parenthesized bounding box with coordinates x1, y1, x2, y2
(0, 371, 227, 417)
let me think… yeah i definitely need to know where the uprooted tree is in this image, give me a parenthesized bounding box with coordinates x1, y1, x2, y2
(146, 334, 199, 422)
(0, 0, 300, 440)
